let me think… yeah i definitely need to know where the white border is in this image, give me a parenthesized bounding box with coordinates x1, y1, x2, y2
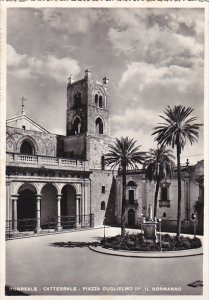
(0, 1, 208, 300)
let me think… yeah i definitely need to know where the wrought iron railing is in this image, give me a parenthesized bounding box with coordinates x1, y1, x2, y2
(5, 214, 94, 239)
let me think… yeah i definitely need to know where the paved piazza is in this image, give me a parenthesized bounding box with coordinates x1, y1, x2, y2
(6, 227, 203, 296)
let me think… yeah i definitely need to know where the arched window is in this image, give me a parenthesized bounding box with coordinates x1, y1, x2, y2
(127, 181, 137, 187)
(127, 181, 137, 204)
(99, 96, 103, 108)
(95, 117, 103, 134)
(72, 117, 81, 134)
(95, 94, 98, 105)
(101, 201, 105, 210)
(20, 140, 34, 155)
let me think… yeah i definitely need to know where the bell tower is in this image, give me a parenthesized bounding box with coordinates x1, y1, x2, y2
(64, 70, 113, 169)
(66, 69, 110, 137)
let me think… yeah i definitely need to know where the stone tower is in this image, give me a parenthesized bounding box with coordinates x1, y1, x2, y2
(64, 70, 113, 169)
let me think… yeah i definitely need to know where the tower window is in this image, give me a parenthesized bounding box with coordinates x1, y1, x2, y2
(101, 201, 106, 210)
(101, 155, 105, 170)
(95, 117, 103, 134)
(99, 96, 103, 108)
(95, 94, 98, 105)
(102, 186, 105, 193)
(72, 117, 81, 134)
(74, 92, 81, 107)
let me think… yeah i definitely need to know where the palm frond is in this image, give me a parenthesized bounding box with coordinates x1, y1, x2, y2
(153, 105, 202, 151)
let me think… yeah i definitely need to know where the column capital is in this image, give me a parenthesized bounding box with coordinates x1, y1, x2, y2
(76, 194, 81, 199)
(57, 194, 62, 200)
(11, 194, 19, 199)
(36, 194, 42, 198)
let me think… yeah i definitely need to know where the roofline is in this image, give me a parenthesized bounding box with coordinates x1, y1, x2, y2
(6, 114, 50, 134)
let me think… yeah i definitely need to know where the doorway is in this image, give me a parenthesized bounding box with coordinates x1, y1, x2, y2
(128, 209, 135, 227)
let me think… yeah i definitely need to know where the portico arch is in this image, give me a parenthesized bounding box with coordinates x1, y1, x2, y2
(17, 183, 37, 231)
(41, 183, 58, 228)
(61, 184, 78, 228)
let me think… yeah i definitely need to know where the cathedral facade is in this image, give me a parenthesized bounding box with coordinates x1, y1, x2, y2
(5, 70, 204, 238)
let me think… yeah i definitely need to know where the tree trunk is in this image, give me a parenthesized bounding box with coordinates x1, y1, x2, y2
(154, 179, 160, 218)
(176, 142, 182, 238)
(121, 163, 126, 236)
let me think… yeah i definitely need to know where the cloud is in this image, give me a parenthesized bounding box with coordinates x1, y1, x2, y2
(107, 8, 204, 67)
(112, 107, 159, 152)
(35, 8, 100, 35)
(7, 44, 26, 67)
(117, 61, 203, 119)
(7, 44, 80, 83)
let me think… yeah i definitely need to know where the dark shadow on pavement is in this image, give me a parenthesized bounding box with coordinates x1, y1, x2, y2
(5, 285, 29, 296)
(49, 241, 100, 248)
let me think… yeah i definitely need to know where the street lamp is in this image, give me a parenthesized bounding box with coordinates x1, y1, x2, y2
(103, 216, 106, 239)
(158, 218, 162, 251)
(191, 213, 197, 238)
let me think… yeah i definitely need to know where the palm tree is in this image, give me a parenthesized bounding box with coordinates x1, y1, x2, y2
(105, 137, 145, 236)
(144, 146, 175, 218)
(153, 105, 202, 237)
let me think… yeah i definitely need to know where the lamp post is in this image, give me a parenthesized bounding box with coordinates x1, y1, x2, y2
(191, 213, 197, 238)
(158, 218, 162, 251)
(103, 216, 106, 239)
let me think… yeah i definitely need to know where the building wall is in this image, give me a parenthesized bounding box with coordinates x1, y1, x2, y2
(115, 162, 203, 233)
(90, 170, 116, 226)
(64, 134, 86, 159)
(87, 134, 114, 169)
(6, 126, 57, 157)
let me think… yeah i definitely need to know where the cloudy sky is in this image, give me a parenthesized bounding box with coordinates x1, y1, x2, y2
(7, 7, 204, 164)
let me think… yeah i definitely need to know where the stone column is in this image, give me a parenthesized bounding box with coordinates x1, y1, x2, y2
(56, 194, 62, 231)
(76, 195, 81, 228)
(12, 194, 19, 236)
(34, 194, 42, 233)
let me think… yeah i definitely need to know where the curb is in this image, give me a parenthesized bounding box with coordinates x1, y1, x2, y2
(89, 245, 203, 258)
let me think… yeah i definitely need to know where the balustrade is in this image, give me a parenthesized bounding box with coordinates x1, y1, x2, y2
(6, 153, 88, 170)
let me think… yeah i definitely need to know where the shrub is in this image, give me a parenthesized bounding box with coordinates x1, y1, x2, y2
(127, 240, 135, 247)
(100, 233, 202, 251)
(161, 242, 171, 250)
(180, 240, 191, 249)
(190, 238, 202, 249)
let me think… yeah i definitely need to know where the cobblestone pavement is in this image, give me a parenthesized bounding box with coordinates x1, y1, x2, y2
(6, 227, 203, 296)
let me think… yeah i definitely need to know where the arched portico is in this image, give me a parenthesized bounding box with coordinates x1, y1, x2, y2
(9, 180, 88, 236)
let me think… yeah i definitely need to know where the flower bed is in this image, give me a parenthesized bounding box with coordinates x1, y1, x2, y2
(100, 233, 202, 252)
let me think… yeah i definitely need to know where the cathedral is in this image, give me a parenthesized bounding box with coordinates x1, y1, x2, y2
(6, 70, 204, 238)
